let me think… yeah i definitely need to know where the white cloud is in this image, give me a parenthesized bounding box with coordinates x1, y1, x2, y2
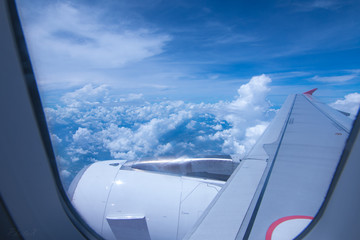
(60, 169, 71, 178)
(245, 123, 268, 138)
(56, 155, 69, 166)
(330, 92, 360, 118)
(311, 75, 356, 83)
(69, 147, 91, 155)
(61, 84, 110, 107)
(32, 3, 169, 67)
(119, 93, 144, 102)
(156, 143, 173, 156)
(101, 110, 193, 160)
(71, 157, 80, 162)
(73, 127, 93, 142)
(19, 2, 171, 88)
(212, 124, 223, 131)
(197, 74, 273, 159)
(186, 120, 196, 130)
(244, 123, 269, 148)
(50, 133, 62, 144)
(46, 74, 274, 165)
(196, 136, 206, 141)
(228, 74, 271, 112)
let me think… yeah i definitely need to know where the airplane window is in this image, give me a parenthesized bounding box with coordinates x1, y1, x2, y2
(14, 0, 360, 239)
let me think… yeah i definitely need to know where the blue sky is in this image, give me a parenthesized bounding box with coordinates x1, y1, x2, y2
(17, 0, 360, 104)
(15, 0, 360, 186)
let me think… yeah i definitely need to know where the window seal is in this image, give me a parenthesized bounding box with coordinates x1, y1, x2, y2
(6, 0, 104, 239)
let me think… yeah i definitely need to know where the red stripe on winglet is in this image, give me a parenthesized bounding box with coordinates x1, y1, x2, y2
(303, 88, 318, 95)
(265, 215, 314, 240)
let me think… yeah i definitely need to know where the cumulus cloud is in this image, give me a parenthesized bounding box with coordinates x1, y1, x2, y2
(60, 169, 71, 178)
(56, 155, 69, 166)
(50, 133, 62, 144)
(46, 75, 274, 183)
(212, 124, 223, 131)
(119, 93, 144, 102)
(61, 84, 110, 107)
(203, 74, 272, 159)
(156, 143, 173, 156)
(230, 74, 271, 110)
(101, 110, 193, 160)
(330, 92, 360, 118)
(71, 157, 80, 163)
(73, 127, 93, 143)
(244, 123, 269, 147)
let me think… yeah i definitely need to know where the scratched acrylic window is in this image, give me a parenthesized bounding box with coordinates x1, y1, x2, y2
(15, 0, 360, 239)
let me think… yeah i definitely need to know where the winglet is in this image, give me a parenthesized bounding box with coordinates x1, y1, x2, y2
(303, 88, 318, 95)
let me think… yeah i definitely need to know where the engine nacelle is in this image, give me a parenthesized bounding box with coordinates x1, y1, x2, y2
(68, 159, 231, 240)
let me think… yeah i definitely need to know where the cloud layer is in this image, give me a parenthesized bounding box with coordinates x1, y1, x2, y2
(45, 75, 274, 186)
(42, 73, 359, 189)
(330, 92, 360, 118)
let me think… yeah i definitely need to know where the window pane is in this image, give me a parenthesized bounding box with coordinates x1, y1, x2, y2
(15, 0, 360, 239)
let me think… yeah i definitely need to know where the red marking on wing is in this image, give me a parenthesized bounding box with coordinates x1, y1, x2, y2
(303, 88, 318, 95)
(265, 215, 314, 240)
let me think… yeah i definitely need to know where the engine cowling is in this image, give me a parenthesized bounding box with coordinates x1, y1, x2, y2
(69, 158, 234, 240)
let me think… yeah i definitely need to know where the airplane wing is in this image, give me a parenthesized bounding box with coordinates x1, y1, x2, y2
(185, 89, 353, 240)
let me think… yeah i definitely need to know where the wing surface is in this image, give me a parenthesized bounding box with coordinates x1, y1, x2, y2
(186, 93, 352, 240)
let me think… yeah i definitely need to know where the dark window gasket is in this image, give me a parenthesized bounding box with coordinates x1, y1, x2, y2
(6, 0, 103, 239)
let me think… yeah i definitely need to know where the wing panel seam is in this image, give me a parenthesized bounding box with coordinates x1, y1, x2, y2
(302, 94, 350, 134)
(241, 94, 298, 240)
